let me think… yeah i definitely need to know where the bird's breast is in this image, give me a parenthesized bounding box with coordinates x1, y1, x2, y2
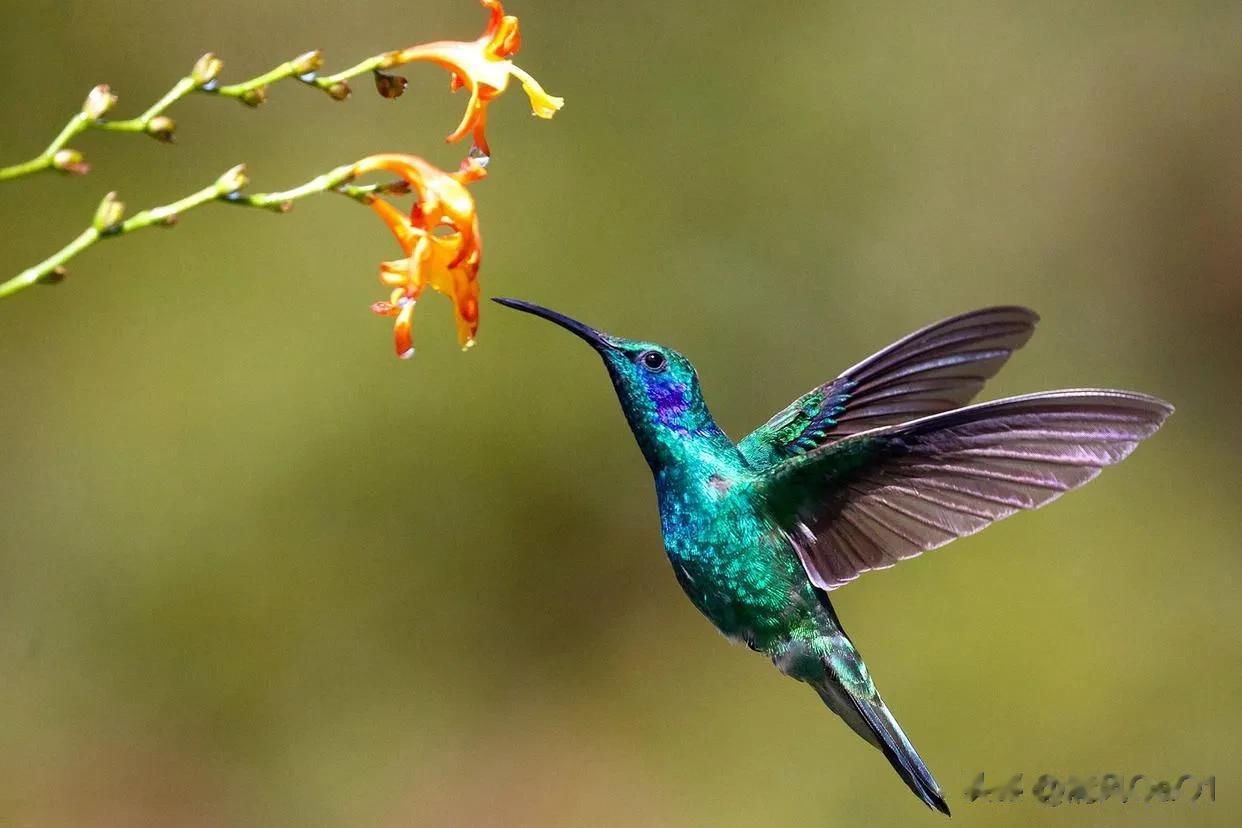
(656, 481, 806, 645)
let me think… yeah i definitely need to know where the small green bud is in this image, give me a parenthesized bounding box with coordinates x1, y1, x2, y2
(324, 80, 351, 101)
(240, 87, 267, 107)
(192, 52, 224, 85)
(82, 84, 117, 119)
(215, 164, 249, 194)
(291, 50, 324, 75)
(38, 266, 68, 285)
(145, 115, 176, 143)
(51, 149, 89, 175)
(92, 191, 125, 231)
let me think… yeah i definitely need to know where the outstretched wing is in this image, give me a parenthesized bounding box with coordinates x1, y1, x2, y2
(756, 390, 1173, 591)
(738, 307, 1039, 469)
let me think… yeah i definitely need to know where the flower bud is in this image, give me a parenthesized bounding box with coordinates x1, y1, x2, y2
(51, 149, 89, 175)
(373, 71, 408, 99)
(324, 80, 351, 101)
(215, 164, 249, 194)
(92, 191, 125, 231)
(291, 50, 324, 76)
(192, 52, 224, 85)
(82, 84, 117, 120)
(240, 87, 267, 107)
(145, 115, 176, 143)
(379, 180, 412, 197)
(38, 266, 68, 285)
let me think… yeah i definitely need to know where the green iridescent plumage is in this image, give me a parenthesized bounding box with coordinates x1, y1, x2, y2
(496, 298, 1172, 815)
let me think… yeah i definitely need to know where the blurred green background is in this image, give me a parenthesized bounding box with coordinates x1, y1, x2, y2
(2, 1, 1240, 825)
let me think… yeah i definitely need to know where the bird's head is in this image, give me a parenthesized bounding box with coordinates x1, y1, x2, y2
(494, 298, 729, 471)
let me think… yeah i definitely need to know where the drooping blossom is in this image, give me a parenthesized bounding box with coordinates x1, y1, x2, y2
(353, 153, 486, 357)
(392, 0, 563, 156)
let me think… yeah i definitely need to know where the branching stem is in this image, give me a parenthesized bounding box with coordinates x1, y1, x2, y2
(0, 164, 407, 300)
(0, 46, 411, 182)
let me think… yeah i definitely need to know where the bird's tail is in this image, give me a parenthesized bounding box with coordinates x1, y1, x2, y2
(812, 663, 950, 816)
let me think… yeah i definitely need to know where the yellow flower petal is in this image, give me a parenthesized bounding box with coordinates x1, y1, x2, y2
(511, 66, 564, 119)
(389, 0, 562, 154)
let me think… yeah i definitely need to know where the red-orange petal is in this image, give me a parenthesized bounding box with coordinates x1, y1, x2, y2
(394, 300, 416, 359)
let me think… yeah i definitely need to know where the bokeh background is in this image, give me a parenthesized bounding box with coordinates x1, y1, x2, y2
(2, 1, 1240, 825)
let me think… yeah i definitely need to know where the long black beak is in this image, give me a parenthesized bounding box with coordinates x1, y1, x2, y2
(493, 297, 615, 351)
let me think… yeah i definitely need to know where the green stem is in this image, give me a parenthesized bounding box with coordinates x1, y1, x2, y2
(212, 54, 321, 101)
(0, 228, 98, 298)
(100, 77, 198, 133)
(312, 51, 400, 88)
(0, 113, 91, 180)
(0, 44, 401, 182)
(222, 163, 358, 210)
(0, 39, 436, 182)
(0, 164, 403, 300)
(45, 113, 91, 155)
(0, 155, 54, 181)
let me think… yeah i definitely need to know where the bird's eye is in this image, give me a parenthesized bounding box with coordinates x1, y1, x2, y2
(638, 350, 667, 372)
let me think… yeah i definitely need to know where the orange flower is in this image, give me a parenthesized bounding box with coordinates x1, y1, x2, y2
(354, 153, 486, 358)
(393, 0, 563, 156)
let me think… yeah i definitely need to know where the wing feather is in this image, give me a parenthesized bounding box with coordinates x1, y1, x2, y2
(739, 307, 1039, 468)
(759, 390, 1173, 590)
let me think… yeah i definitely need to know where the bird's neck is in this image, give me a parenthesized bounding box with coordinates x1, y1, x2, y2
(619, 391, 743, 480)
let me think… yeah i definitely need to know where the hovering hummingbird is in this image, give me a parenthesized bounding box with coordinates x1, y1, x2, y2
(494, 298, 1172, 815)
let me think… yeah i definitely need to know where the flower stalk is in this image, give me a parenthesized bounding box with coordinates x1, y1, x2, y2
(0, 50, 351, 181)
(0, 0, 561, 355)
(0, 164, 405, 300)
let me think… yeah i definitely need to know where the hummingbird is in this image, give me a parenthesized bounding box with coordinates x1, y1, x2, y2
(494, 298, 1172, 815)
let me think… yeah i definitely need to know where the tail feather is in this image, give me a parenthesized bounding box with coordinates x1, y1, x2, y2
(814, 679, 950, 816)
